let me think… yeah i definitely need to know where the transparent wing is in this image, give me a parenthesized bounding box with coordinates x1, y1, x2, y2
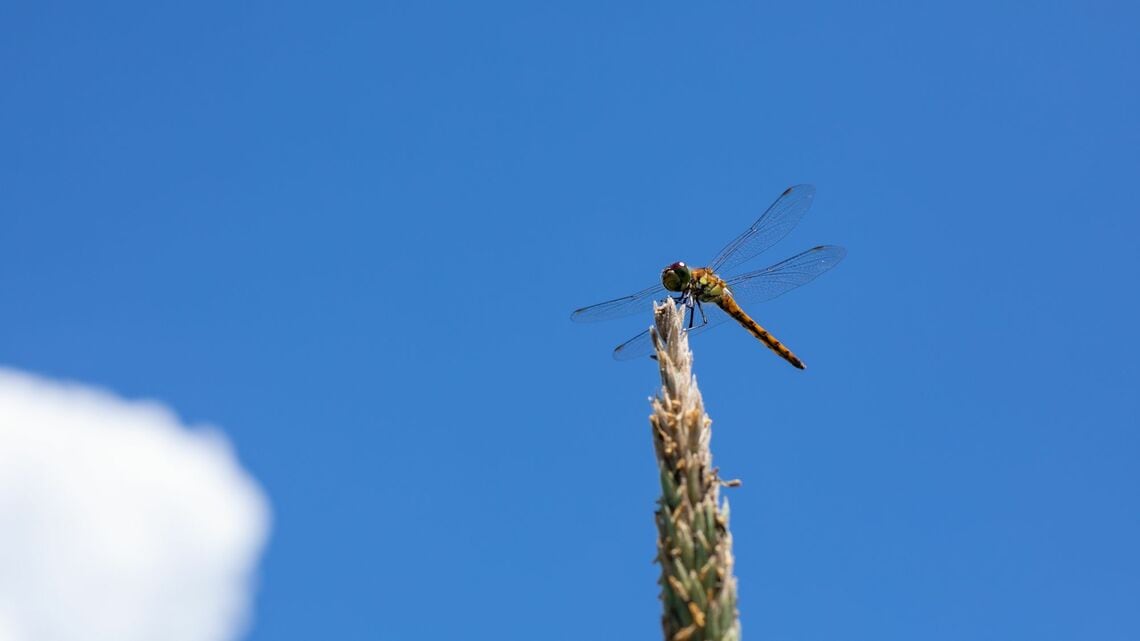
(570, 283, 668, 323)
(708, 184, 816, 274)
(725, 245, 846, 304)
(612, 305, 732, 360)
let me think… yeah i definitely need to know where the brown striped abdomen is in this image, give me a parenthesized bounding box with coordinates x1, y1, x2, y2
(717, 295, 806, 369)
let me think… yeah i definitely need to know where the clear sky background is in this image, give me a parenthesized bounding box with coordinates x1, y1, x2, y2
(2, 2, 1138, 640)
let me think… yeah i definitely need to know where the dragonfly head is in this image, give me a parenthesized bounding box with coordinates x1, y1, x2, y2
(661, 262, 692, 292)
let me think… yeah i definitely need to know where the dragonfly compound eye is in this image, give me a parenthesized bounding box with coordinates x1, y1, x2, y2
(661, 262, 692, 292)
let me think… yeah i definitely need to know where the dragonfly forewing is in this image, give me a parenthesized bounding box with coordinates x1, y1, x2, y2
(709, 184, 816, 274)
(570, 283, 667, 323)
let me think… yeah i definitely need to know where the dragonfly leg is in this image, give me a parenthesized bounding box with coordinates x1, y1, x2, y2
(695, 298, 709, 326)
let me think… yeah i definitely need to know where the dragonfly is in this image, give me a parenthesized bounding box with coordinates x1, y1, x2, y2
(570, 184, 845, 369)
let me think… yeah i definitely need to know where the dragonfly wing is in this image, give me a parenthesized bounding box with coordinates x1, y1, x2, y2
(724, 245, 846, 304)
(612, 328, 654, 360)
(708, 184, 816, 274)
(570, 283, 668, 323)
(612, 306, 732, 360)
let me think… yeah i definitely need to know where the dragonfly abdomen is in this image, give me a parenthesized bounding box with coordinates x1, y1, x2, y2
(717, 295, 806, 369)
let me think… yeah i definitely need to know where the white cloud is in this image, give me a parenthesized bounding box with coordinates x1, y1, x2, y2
(0, 367, 271, 641)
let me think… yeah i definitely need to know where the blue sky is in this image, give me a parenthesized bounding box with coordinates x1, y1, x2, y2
(2, 2, 1138, 640)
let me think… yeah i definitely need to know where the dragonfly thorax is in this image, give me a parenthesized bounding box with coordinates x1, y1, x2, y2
(689, 267, 730, 303)
(661, 262, 730, 303)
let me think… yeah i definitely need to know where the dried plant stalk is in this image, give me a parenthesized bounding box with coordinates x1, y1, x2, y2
(650, 300, 741, 641)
